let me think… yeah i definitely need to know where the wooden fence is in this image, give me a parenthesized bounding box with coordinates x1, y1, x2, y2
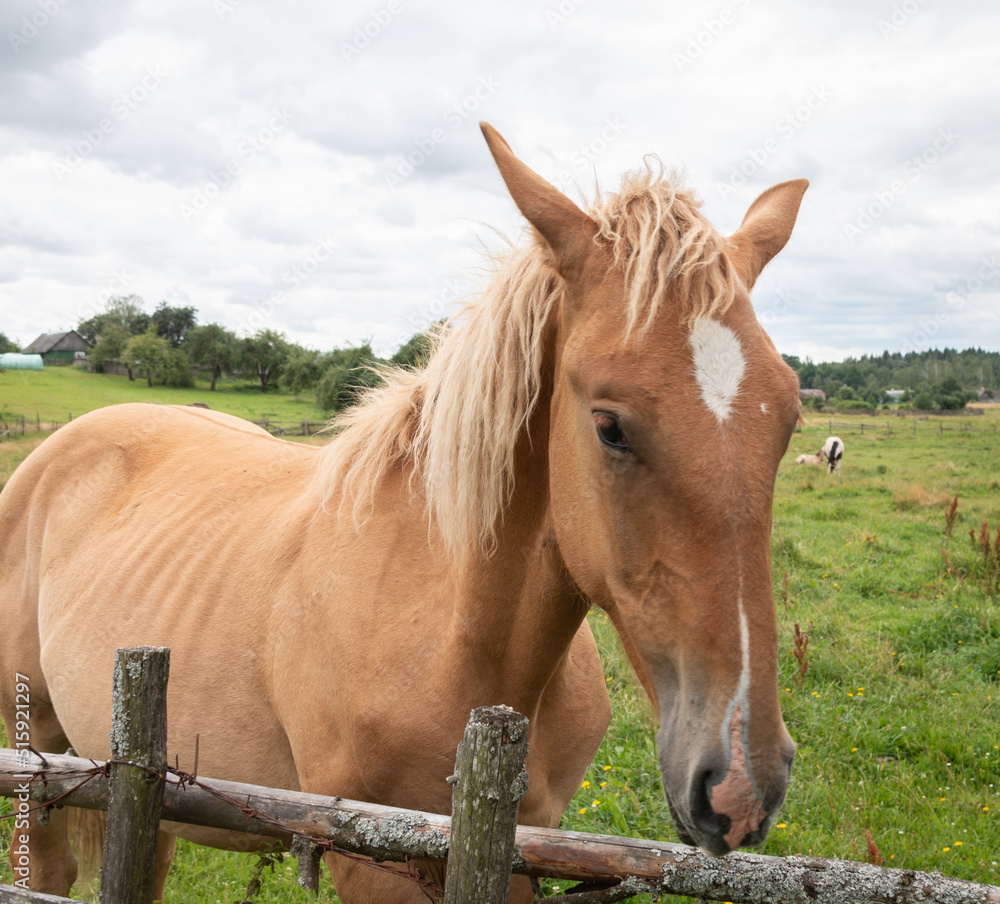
(824, 417, 998, 437)
(2, 648, 998, 904)
(0, 415, 74, 442)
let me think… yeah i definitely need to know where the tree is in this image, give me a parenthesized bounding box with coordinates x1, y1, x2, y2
(315, 343, 383, 413)
(930, 375, 969, 410)
(78, 295, 150, 343)
(186, 324, 240, 391)
(280, 347, 323, 395)
(390, 331, 434, 369)
(151, 302, 198, 347)
(124, 326, 171, 387)
(163, 347, 195, 387)
(0, 332, 19, 353)
(89, 323, 135, 379)
(242, 330, 291, 393)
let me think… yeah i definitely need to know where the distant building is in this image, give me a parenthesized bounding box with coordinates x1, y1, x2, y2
(21, 330, 91, 364)
(885, 389, 906, 401)
(978, 387, 999, 403)
(798, 388, 826, 402)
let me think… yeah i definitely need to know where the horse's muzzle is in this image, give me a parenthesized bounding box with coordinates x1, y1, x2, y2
(662, 742, 795, 857)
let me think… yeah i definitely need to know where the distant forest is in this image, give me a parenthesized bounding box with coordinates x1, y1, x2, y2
(783, 348, 1000, 410)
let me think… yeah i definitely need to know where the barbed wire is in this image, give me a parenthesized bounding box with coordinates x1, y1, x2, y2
(0, 755, 443, 900)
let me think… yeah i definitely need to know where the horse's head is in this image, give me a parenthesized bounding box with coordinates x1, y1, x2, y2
(482, 123, 806, 856)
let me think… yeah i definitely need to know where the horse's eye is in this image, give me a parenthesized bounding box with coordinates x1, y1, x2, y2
(594, 412, 629, 451)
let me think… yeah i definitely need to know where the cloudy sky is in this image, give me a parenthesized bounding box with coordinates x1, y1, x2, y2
(1, 0, 998, 362)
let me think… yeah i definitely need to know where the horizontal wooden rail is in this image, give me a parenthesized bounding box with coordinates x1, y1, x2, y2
(0, 888, 85, 904)
(2, 750, 998, 904)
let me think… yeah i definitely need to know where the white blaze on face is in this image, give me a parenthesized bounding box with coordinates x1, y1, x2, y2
(689, 318, 746, 423)
(711, 599, 767, 848)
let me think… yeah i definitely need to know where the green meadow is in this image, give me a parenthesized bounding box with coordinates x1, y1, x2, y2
(0, 363, 326, 426)
(1, 368, 998, 901)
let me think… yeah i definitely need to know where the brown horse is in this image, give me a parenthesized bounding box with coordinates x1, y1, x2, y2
(0, 123, 808, 902)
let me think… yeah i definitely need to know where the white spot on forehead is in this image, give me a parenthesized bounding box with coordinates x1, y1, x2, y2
(760, 403, 768, 414)
(689, 317, 746, 423)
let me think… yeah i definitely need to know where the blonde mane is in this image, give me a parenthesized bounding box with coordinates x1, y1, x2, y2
(314, 162, 739, 560)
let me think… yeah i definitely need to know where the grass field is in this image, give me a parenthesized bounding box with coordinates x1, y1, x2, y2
(0, 364, 327, 425)
(1, 368, 998, 901)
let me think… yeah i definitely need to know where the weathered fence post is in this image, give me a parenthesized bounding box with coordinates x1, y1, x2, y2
(100, 647, 170, 904)
(290, 836, 323, 892)
(443, 706, 529, 904)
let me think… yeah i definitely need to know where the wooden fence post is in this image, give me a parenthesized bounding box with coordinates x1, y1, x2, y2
(100, 647, 170, 904)
(290, 836, 323, 892)
(443, 706, 529, 904)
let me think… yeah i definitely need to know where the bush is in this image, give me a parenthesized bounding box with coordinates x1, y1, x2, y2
(315, 344, 384, 413)
(162, 348, 194, 387)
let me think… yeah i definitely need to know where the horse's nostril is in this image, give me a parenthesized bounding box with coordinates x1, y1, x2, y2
(691, 768, 731, 840)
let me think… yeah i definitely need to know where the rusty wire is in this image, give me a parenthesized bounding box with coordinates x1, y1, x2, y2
(0, 757, 444, 899)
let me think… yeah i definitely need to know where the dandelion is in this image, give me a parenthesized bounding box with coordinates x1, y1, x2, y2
(600, 781, 608, 788)
(852, 747, 858, 752)
(943, 847, 950, 852)
(592, 799, 601, 808)
(603, 765, 612, 771)
(581, 781, 590, 789)
(776, 823, 787, 828)
(578, 808, 587, 815)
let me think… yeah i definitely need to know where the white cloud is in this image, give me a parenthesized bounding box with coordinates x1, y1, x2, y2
(1, 0, 998, 363)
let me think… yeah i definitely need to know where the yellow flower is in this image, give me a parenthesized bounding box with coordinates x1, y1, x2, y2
(954, 841, 962, 846)
(776, 823, 787, 828)
(943, 847, 950, 852)
(578, 808, 587, 815)
(851, 747, 858, 752)
(603, 765, 612, 771)
(581, 781, 590, 789)
(592, 799, 601, 807)
(600, 781, 608, 788)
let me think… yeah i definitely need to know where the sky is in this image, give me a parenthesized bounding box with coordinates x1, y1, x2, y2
(1, 0, 998, 363)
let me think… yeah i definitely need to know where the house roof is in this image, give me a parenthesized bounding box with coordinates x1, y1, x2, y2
(23, 330, 91, 354)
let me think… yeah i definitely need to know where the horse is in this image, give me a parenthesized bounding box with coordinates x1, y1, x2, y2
(795, 453, 824, 465)
(821, 435, 844, 473)
(0, 123, 808, 903)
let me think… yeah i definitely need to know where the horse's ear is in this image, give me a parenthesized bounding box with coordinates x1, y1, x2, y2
(728, 179, 809, 290)
(480, 122, 597, 277)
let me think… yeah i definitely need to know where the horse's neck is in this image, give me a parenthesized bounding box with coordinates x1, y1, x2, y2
(443, 387, 587, 715)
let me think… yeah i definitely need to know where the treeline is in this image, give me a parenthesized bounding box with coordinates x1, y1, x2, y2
(5, 305, 1000, 414)
(72, 295, 431, 413)
(784, 348, 1000, 410)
